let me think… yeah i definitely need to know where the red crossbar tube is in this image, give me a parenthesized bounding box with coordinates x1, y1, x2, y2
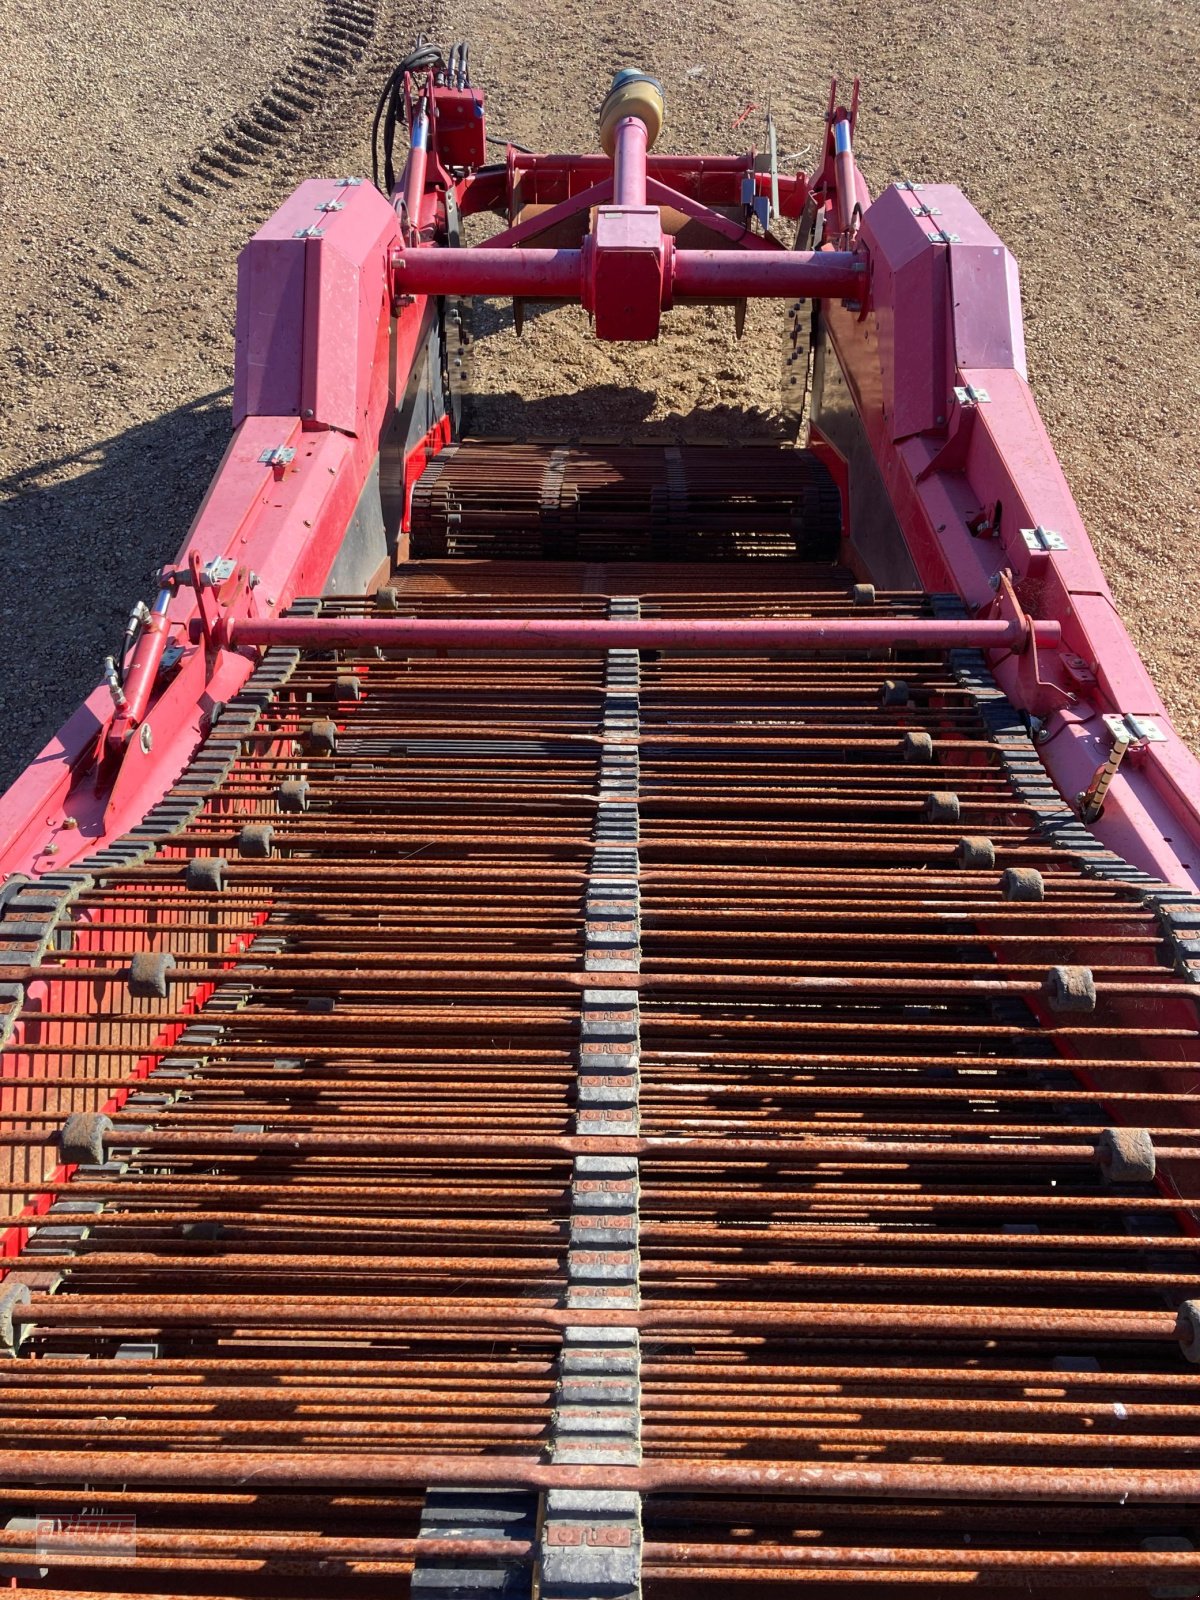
(671, 249, 866, 299)
(225, 616, 1061, 653)
(391, 245, 866, 303)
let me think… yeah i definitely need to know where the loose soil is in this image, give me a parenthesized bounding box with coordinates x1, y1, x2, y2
(2, 0, 1196, 789)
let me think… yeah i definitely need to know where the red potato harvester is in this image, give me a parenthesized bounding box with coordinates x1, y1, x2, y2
(0, 45, 1199, 1600)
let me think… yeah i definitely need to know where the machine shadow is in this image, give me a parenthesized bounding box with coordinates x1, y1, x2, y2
(0, 381, 786, 792)
(0, 391, 232, 793)
(463, 384, 785, 444)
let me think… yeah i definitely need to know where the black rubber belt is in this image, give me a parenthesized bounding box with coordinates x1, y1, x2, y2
(542, 593, 643, 1599)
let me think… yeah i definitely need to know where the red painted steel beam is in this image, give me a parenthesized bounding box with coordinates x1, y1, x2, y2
(670, 249, 865, 299)
(391, 245, 866, 303)
(226, 615, 1061, 653)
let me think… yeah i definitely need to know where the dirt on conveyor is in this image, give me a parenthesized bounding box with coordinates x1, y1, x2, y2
(1, 0, 1196, 789)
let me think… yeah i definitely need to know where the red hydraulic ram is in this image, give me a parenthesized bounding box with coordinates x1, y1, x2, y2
(224, 615, 1061, 653)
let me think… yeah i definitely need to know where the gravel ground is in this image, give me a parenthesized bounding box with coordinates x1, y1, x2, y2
(1, 0, 1196, 790)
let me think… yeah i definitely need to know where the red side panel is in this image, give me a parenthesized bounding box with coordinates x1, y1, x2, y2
(832, 181, 1200, 888)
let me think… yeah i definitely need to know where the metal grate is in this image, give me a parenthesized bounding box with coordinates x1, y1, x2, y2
(0, 564, 1197, 1596)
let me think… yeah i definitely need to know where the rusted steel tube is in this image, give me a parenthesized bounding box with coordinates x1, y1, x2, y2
(10, 1296, 1173, 1336)
(0, 1129, 1114, 1160)
(3, 1452, 1198, 1500)
(0, 1530, 523, 1560)
(641, 1543, 1200, 1572)
(224, 615, 1061, 653)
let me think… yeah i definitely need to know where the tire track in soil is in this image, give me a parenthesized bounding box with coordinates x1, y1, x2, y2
(73, 0, 379, 311)
(0, 0, 406, 792)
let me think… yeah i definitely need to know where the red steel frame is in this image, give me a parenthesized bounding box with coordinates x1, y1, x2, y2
(0, 72, 1198, 895)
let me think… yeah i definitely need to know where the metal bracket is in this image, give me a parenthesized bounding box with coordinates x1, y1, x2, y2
(258, 445, 295, 481)
(315, 200, 345, 213)
(336, 176, 363, 187)
(1103, 713, 1166, 745)
(895, 180, 925, 191)
(188, 551, 259, 654)
(1021, 525, 1068, 552)
(200, 557, 236, 588)
(1060, 651, 1097, 690)
(985, 569, 1072, 716)
(910, 204, 942, 217)
(954, 383, 990, 406)
(967, 501, 1001, 539)
(293, 225, 325, 240)
(928, 228, 960, 244)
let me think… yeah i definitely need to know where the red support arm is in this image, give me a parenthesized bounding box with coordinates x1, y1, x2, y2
(225, 615, 1061, 654)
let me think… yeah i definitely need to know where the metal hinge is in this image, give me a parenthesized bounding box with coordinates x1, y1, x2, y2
(928, 228, 960, 244)
(336, 176, 363, 187)
(293, 225, 325, 240)
(258, 446, 296, 467)
(895, 180, 925, 191)
(954, 384, 991, 406)
(1021, 525, 1068, 552)
(911, 204, 942, 217)
(315, 200, 344, 213)
(1102, 713, 1167, 745)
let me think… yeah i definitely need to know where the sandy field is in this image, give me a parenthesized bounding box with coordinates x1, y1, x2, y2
(1, 0, 1196, 788)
